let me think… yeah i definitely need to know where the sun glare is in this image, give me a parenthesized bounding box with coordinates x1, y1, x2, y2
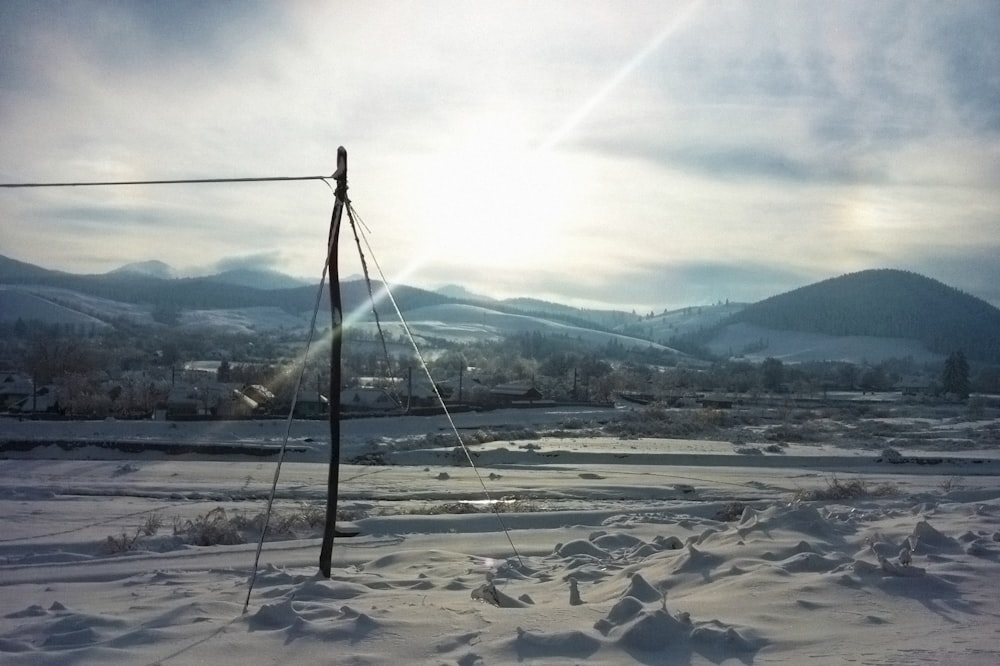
(421, 126, 571, 272)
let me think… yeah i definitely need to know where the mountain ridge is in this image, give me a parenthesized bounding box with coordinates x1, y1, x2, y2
(108, 260, 175, 280)
(1, 255, 996, 363)
(729, 269, 1000, 362)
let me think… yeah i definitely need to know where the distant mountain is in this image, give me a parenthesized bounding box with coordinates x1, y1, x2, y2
(730, 269, 1000, 362)
(108, 260, 175, 279)
(206, 268, 310, 290)
(0, 254, 71, 283)
(0, 253, 456, 317)
(4, 254, 997, 364)
(435, 284, 493, 301)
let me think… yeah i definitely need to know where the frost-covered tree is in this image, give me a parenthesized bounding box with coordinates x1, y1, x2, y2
(761, 357, 784, 392)
(941, 350, 970, 399)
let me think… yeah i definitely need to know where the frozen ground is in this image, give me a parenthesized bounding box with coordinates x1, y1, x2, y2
(2, 406, 1000, 664)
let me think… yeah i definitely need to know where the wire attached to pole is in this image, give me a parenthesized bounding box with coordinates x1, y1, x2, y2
(347, 202, 525, 568)
(243, 219, 334, 614)
(346, 203, 403, 410)
(0, 175, 331, 188)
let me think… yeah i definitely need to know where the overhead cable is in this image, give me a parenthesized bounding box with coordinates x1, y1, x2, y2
(0, 175, 330, 188)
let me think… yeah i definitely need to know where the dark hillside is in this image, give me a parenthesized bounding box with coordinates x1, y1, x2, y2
(0, 254, 72, 283)
(0, 254, 452, 315)
(732, 269, 1000, 362)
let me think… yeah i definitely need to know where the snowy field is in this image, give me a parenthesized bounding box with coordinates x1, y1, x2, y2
(2, 406, 1000, 665)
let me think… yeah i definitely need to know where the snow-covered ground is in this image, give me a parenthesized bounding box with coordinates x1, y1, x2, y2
(358, 303, 680, 352)
(2, 408, 1000, 664)
(705, 322, 942, 364)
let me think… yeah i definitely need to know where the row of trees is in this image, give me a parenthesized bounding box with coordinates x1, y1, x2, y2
(755, 353, 973, 399)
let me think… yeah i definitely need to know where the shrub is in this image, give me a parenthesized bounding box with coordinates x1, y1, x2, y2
(716, 502, 746, 522)
(102, 512, 162, 554)
(173, 507, 243, 546)
(139, 513, 163, 537)
(390, 497, 539, 516)
(765, 422, 822, 442)
(880, 447, 903, 463)
(938, 476, 961, 493)
(103, 531, 140, 554)
(606, 407, 721, 439)
(266, 503, 327, 537)
(794, 476, 898, 501)
(103, 505, 341, 553)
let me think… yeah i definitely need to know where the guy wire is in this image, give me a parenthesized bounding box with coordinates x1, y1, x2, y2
(243, 196, 337, 613)
(347, 203, 525, 568)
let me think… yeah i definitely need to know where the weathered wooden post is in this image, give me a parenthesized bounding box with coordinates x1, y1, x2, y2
(319, 146, 348, 578)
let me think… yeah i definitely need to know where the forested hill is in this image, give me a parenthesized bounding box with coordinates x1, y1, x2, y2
(0, 254, 609, 330)
(0, 254, 452, 314)
(732, 269, 1000, 362)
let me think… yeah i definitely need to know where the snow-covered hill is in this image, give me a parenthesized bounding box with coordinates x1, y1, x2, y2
(0, 286, 150, 327)
(706, 321, 942, 363)
(357, 303, 681, 353)
(0, 264, 978, 364)
(107, 260, 175, 279)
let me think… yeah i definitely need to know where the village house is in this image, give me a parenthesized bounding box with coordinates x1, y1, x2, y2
(488, 381, 545, 405)
(159, 382, 233, 419)
(292, 388, 329, 418)
(340, 386, 399, 413)
(0, 373, 35, 412)
(7, 384, 62, 415)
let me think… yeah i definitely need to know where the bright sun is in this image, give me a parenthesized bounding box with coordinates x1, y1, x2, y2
(420, 123, 572, 272)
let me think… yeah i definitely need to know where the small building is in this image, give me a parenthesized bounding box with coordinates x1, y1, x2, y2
(360, 374, 446, 408)
(163, 382, 221, 419)
(699, 394, 735, 409)
(0, 373, 35, 411)
(340, 387, 400, 412)
(293, 389, 329, 418)
(896, 376, 932, 396)
(488, 381, 544, 405)
(8, 384, 61, 414)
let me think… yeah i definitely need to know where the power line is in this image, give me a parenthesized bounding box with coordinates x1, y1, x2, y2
(0, 175, 331, 188)
(350, 204, 526, 569)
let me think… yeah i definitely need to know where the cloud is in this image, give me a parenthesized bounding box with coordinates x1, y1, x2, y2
(928, 6, 1000, 133)
(27, 205, 176, 230)
(558, 260, 813, 311)
(906, 246, 1000, 308)
(584, 138, 880, 184)
(213, 252, 287, 273)
(566, 2, 990, 187)
(1, 1, 998, 311)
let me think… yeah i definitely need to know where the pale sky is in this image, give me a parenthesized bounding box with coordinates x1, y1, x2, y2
(2, 1, 998, 310)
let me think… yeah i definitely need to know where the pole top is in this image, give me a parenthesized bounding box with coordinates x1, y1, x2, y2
(332, 146, 348, 201)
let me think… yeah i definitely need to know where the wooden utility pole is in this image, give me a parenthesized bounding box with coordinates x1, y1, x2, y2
(319, 146, 348, 578)
(407, 366, 413, 412)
